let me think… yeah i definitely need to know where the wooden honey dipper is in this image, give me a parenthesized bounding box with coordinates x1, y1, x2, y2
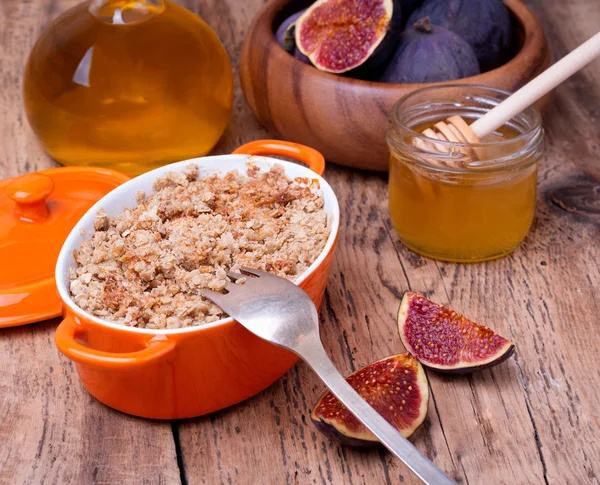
(416, 31, 600, 165)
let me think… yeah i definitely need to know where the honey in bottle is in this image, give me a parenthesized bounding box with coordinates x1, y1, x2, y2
(24, 0, 233, 175)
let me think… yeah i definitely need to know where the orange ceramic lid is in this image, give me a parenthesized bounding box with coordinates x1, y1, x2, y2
(0, 166, 131, 328)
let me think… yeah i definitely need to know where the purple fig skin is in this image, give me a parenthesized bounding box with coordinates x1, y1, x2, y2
(275, 10, 306, 53)
(431, 345, 515, 375)
(378, 17, 480, 83)
(293, 47, 311, 64)
(311, 419, 379, 447)
(407, 0, 513, 71)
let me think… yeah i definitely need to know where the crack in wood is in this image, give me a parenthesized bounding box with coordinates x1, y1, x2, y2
(209, 416, 226, 485)
(171, 422, 188, 485)
(324, 289, 356, 372)
(377, 448, 393, 485)
(279, 430, 288, 465)
(557, 361, 581, 427)
(320, 440, 333, 483)
(460, 461, 471, 485)
(338, 446, 355, 484)
(339, 271, 358, 321)
(428, 377, 458, 472)
(489, 371, 514, 428)
(382, 219, 413, 291)
(291, 366, 310, 414)
(34, 393, 49, 460)
(434, 261, 452, 302)
(513, 356, 550, 485)
(378, 272, 404, 301)
(364, 314, 375, 353)
(467, 378, 493, 455)
(383, 219, 412, 291)
(316, 461, 328, 485)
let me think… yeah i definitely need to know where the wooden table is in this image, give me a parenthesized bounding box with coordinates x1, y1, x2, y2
(1, 1, 599, 484)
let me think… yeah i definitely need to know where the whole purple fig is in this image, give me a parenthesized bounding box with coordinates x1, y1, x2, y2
(275, 10, 311, 65)
(294, 47, 311, 64)
(407, 0, 513, 71)
(378, 17, 480, 83)
(275, 10, 305, 53)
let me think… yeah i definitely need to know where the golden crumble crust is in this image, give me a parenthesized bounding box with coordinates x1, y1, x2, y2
(69, 164, 330, 329)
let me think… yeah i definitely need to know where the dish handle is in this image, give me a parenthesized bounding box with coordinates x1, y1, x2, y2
(232, 140, 325, 176)
(55, 316, 176, 369)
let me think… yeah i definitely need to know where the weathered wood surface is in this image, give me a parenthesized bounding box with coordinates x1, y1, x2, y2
(1, 0, 599, 484)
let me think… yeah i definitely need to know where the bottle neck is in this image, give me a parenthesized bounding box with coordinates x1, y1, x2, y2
(89, 0, 165, 24)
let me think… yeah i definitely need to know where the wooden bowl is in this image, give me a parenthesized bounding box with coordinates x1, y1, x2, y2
(240, 0, 551, 171)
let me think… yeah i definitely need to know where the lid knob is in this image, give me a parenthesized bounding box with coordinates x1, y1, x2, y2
(7, 173, 55, 222)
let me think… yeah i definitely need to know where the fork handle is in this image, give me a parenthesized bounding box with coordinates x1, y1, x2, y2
(299, 342, 455, 485)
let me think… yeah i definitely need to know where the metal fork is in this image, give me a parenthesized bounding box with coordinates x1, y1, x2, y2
(201, 267, 455, 485)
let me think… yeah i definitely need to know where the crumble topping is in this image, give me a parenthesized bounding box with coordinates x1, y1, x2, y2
(69, 164, 330, 329)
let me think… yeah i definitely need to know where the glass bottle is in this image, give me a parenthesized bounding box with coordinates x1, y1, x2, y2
(23, 0, 233, 175)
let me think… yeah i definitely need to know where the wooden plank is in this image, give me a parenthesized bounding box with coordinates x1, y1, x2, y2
(1, 0, 599, 484)
(494, 1, 600, 483)
(0, 1, 181, 484)
(0, 0, 59, 178)
(0, 321, 181, 485)
(523, 0, 600, 180)
(176, 1, 600, 484)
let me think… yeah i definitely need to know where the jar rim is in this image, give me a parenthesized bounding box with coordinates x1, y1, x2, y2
(387, 84, 544, 173)
(389, 84, 543, 149)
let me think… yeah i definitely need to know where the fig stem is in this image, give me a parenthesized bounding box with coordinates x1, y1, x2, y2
(413, 16, 432, 33)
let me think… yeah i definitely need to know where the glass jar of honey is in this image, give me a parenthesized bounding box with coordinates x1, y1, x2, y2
(23, 0, 233, 176)
(387, 85, 544, 263)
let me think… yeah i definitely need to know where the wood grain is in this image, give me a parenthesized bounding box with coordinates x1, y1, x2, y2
(0, 320, 181, 485)
(1, 0, 600, 484)
(239, 0, 551, 172)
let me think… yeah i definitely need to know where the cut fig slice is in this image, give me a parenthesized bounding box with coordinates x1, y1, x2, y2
(295, 0, 401, 75)
(311, 354, 429, 446)
(398, 292, 515, 374)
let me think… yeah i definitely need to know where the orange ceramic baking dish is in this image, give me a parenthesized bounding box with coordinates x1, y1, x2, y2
(54, 141, 339, 419)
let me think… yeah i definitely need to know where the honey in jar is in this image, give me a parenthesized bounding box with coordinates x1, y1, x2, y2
(386, 86, 544, 263)
(23, 0, 233, 176)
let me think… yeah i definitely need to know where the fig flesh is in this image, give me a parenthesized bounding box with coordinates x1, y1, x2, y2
(398, 292, 515, 374)
(295, 0, 402, 75)
(311, 354, 429, 446)
(378, 17, 479, 83)
(407, 0, 513, 71)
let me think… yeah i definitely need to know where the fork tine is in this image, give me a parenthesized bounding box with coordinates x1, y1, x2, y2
(239, 266, 272, 278)
(226, 270, 245, 281)
(199, 288, 225, 305)
(200, 281, 239, 305)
